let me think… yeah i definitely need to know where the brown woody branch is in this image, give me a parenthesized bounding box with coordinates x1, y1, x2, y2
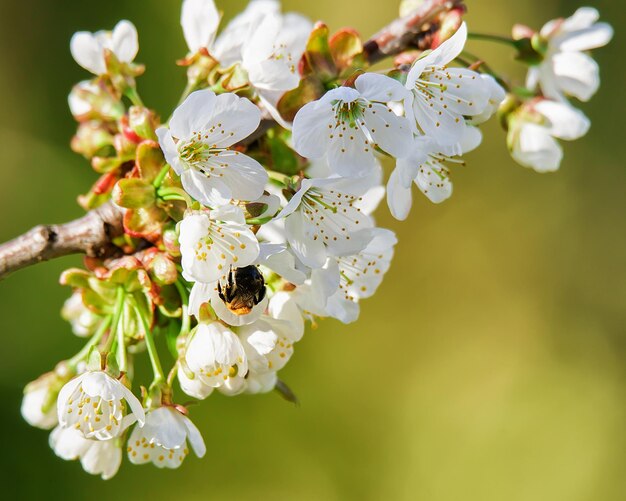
(364, 0, 464, 64)
(0, 0, 462, 281)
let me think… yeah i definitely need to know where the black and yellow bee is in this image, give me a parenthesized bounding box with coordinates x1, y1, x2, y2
(217, 265, 266, 316)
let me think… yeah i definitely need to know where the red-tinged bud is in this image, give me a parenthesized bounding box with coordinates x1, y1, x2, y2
(128, 106, 158, 141)
(120, 115, 142, 144)
(431, 7, 464, 49)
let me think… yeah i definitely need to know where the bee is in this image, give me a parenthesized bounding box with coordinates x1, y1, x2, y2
(217, 265, 266, 316)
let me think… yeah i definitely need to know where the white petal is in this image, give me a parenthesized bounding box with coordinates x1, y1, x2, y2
(182, 415, 206, 457)
(111, 20, 138, 63)
(535, 100, 590, 140)
(551, 51, 600, 102)
(200, 93, 261, 147)
(169, 89, 218, 139)
(181, 0, 220, 53)
(511, 123, 563, 172)
(70, 32, 105, 74)
(387, 165, 413, 221)
(292, 100, 334, 159)
(210, 151, 268, 202)
(181, 170, 232, 207)
(156, 127, 184, 175)
(285, 210, 327, 269)
(556, 22, 613, 52)
(364, 105, 414, 159)
(355, 73, 410, 103)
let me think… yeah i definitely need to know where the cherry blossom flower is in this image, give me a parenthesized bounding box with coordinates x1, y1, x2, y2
(468, 75, 507, 125)
(57, 371, 145, 440)
(507, 99, 590, 172)
(527, 7, 613, 102)
(157, 89, 268, 206)
(278, 177, 375, 269)
(325, 228, 397, 324)
(181, 0, 220, 54)
(50, 426, 123, 480)
(292, 74, 413, 177)
(179, 322, 248, 398)
(404, 23, 491, 146)
(241, 11, 312, 125)
(127, 407, 205, 469)
(213, 0, 281, 67)
(70, 20, 138, 75)
(179, 205, 260, 284)
(387, 128, 483, 219)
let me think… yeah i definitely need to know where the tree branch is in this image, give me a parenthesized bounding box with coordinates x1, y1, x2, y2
(0, 0, 464, 281)
(364, 0, 465, 64)
(0, 202, 124, 280)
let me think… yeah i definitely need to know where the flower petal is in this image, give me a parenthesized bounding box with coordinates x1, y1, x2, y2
(181, 0, 220, 53)
(111, 20, 138, 63)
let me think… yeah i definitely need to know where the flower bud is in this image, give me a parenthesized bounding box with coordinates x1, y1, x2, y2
(128, 106, 158, 141)
(61, 292, 101, 337)
(151, 253, 178, 285)
(112, 178, 156, 209)
(71, 121, 115, 159)
(21, 371, 67, 430)
(68, 80, 124, 122)
(163, 225, 181, 257)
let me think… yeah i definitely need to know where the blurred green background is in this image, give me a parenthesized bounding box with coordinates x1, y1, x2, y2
(0, 0, 624, 499)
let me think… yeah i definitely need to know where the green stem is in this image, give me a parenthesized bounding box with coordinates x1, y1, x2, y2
(153, 165, 171, 188)
(174, 280, 191, 337)
(468, 32, 518, 47)
(116, 314, 127, 373)
(103, 287, 126, 354)
(157, 187, 193, 206)
(129, 295, 165, 383)
(246, 216, 275, 226)
(67, 316, 112, 368)
(124, 86, 145, 107)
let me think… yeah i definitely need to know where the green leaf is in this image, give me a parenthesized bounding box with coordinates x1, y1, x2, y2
(112, 178, 156, 209)
(266, 130, 300, 176)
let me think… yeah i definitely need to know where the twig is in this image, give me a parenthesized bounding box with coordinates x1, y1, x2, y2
(0, 202, 124, 280)
(364, 0, 465, 64)
(0, 0, 464, 281)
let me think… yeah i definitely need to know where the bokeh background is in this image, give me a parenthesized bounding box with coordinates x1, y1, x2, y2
(0, 0, 624, 499)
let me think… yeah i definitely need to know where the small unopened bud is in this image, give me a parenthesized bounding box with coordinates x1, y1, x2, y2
(163, 226, 181, 257)
(151, 253, 178, 285)
(112, 178, 156, 209)
(71, 121, 115, 158)
(22, 371, 68, 430)
(69, 80, 124, 122)
(128, 106, 158, 141)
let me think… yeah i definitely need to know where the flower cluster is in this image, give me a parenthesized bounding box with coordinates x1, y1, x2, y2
(18, 0, 611, 479)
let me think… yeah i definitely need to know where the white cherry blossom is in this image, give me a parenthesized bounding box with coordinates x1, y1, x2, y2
(180, 322, 248, 397)
(213, 0, 281, 67)
(527, 7, 613, 102)
(292, 74, 413, 177)
(181, 0, 220, 54)
(70, 20, 138, 75)
(404, 23, 491, 146)
(127, 407, 205, 469)
(325, 228, 397, 324)
(157, 89, 268, 206)
(50, 426, 123, 480)
(507, 99, 590, 172)
(57, 371, 145, 440)
(387, 128, 482, 219)
(241, 11, 312, 125)
(278, 177, 375, 269)
(179, 205, 260, 284)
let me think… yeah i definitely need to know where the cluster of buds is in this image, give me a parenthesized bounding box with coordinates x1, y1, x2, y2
(19, 0, 610, 478)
